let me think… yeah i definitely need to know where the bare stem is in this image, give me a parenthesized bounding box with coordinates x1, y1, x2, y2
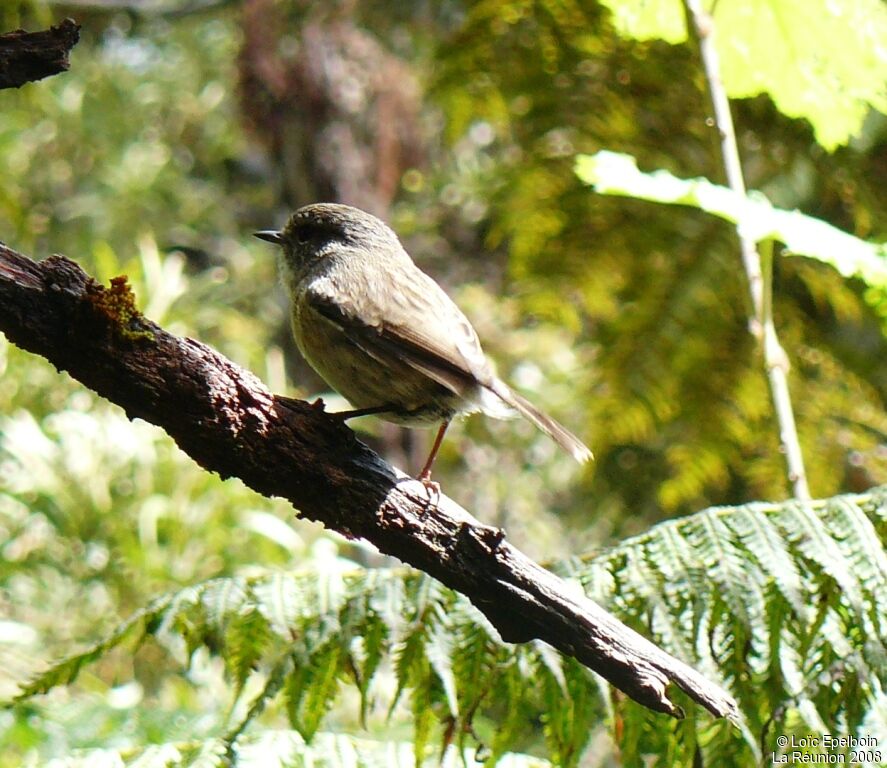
(684, 0, 810, 500)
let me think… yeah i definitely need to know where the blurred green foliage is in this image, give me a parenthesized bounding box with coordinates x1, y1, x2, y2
(430, 0, 887, 528)
(1, 0, 886, 765)
(575, 150, 887, 291)
(10, 488, 886, 766)
(0, 10, 317, 763)
(597, 0, 887, 150)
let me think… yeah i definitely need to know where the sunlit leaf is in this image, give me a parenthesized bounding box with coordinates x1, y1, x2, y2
(598, 0, 887, 149)
(575, 151, 887, 288)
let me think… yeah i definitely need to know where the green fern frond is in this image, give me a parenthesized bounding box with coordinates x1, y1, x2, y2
(13, 595, 165, 700)
(562, 486, 887, 763)
(29, 730, 553, 768)
(12, 488, 887, 766)
(226, 653, 293, 747)
(722, 504, 806, 616)
(226, 607, 274, 697)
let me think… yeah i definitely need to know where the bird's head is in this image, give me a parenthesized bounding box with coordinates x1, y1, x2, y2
(255, 203, 400, 283)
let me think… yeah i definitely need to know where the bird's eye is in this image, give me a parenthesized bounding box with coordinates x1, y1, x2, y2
(294, 228, 311, 244)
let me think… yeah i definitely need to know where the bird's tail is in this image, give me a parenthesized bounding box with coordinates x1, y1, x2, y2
(488, 378, 593, 464)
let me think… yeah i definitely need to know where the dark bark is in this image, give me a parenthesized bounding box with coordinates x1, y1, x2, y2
(0, 19, 80, 90)
(0, 243, 739, 722)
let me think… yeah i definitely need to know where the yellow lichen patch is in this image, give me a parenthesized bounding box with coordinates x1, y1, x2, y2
(86, 275, 155, 343)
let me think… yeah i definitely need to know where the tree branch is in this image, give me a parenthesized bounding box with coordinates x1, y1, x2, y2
(0, 243, 739, 722)
(684, 0, 810, 500)
(0, 19, 80, 90)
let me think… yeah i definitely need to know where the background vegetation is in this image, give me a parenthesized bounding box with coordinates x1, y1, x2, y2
(0, 0, 885, 765)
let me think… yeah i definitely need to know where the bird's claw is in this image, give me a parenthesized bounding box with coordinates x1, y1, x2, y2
(419, 474, 441, 506)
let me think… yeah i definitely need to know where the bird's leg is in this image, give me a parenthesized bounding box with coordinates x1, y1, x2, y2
(418, 421, 450, 489)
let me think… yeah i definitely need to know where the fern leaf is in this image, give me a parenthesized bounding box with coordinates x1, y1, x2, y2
(28, 731, 552, 767)
(774, 500, 867, 617)
(425, 620, 459, 719)
(722, 504, 807, 617)
(13, 596, 165, 700)
(11, 489, 886, 766)
(225, 607, 273, 695)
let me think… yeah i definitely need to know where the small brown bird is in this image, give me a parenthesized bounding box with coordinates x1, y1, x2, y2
(256, 203, 591, 481)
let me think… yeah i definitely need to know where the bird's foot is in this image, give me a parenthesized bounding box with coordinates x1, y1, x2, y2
(417, 470, 441, 506)
(332, 404, 397, 422)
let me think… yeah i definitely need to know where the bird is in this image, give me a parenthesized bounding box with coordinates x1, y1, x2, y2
(255, 203, 592, 482)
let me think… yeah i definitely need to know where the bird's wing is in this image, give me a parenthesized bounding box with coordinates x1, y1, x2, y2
(305, 267, 492, 398)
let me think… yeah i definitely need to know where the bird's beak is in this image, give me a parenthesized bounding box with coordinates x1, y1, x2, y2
(254, 230, 283, 244)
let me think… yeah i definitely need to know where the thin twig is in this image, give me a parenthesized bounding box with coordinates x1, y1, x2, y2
(684, 0, 810, 500)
